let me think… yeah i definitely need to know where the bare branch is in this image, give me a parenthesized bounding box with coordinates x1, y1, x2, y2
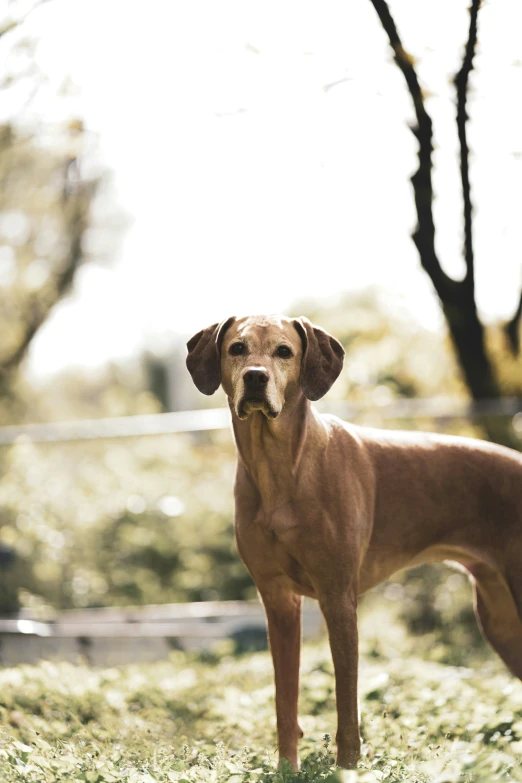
(0, 162, 96, 377)
(454, 0, 481, 293)
(368, 0, 505, 414)
(368, 0, 459, 304)
(0, 0, 53, 41)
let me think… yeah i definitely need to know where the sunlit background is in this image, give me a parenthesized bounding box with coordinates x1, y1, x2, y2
(1, 0, 521, 603)
(1, 0, 520, 378)
(2, 2, 522, 777)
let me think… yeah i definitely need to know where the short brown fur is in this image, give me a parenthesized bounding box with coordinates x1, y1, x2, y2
(187, 314, 522, 770)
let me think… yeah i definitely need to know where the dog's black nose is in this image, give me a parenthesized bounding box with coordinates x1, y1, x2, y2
(243, 368, 269, 387)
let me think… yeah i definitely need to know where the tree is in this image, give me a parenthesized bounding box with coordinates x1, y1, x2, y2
(368, 0, 521, 446)
(0, 123, 97, 379)
(0, 1, 99, 419)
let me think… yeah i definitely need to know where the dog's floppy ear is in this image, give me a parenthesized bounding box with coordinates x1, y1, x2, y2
(186, 317, 236, 395)
(293, 317, 345, 401)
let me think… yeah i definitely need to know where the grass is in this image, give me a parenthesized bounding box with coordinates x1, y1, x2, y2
(2, 607, 522, 782)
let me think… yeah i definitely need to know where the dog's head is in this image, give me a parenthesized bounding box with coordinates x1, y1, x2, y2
(186, 315, 344, 420)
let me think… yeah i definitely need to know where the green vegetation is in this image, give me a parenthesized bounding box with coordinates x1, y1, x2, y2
(1, 289, 520, 780)
(2, 286, 518, 616)
(1, 605, 522, 782)
(0, 431, 495, 624)
(0, 432, 253, 614)
(0, 286, 498, 616)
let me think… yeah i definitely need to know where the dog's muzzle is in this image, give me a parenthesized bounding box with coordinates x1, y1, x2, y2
(237, 367, 279, 420)
(243, 367, 269, 390)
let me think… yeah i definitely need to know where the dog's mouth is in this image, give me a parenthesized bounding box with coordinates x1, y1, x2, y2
(237, 396, 279, 420)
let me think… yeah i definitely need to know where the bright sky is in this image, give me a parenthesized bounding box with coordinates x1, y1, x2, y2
(3, 0, 522, 375)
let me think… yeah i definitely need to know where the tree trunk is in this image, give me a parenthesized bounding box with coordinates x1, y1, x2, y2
(368, 0, 519, 448)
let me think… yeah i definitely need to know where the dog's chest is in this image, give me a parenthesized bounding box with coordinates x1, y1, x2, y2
(247, 506, 317, 597)
(263, 502, 300, 533)
(268, 532, 316, 596)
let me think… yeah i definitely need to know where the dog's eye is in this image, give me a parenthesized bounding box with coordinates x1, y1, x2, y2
(229, 342, 245, 356)
(276, 345, 292, 358)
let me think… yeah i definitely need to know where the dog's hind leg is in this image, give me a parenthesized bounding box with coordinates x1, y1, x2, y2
(467, 562, 522, 680)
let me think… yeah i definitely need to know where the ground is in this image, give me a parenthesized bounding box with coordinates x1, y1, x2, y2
(1, 606, 522, 783)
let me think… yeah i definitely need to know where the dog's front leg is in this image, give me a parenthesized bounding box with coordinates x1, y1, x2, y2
(260, 588, 303, 772)
(319, 590, 360, 768)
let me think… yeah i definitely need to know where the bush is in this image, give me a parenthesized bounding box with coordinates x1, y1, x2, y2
(0, 431, 255, 613)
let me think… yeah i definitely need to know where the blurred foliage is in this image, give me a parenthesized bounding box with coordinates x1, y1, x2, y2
(0, 119, 99, 422)
(0, 2, 517, 701)
(487, 324, 522, 397)
(366, 564, 488, 668)
(16, 361, 164, 425)
(3, 287, 465, 426)
(0, 432, 254, 614)
(0, 0, 127, 425)
(143, 351, 171, 412)
(0, 288, 520, 674)
(294, 288, 467, 403)
(0, 422, 495, 666)
(7, 287, 520, 426)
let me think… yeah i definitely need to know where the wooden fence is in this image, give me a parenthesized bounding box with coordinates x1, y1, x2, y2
(0, 600, 324, 666)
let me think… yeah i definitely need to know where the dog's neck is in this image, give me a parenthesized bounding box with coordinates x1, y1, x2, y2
(230, 393, 328, 507)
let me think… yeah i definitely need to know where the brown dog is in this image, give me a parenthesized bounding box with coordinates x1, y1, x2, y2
(186, 314, 522, 770)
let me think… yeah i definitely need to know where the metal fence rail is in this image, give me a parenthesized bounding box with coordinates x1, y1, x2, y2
(0, 407, 231, 445)
(0, 397, 521, 445)
(0, 600, 324, 666)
